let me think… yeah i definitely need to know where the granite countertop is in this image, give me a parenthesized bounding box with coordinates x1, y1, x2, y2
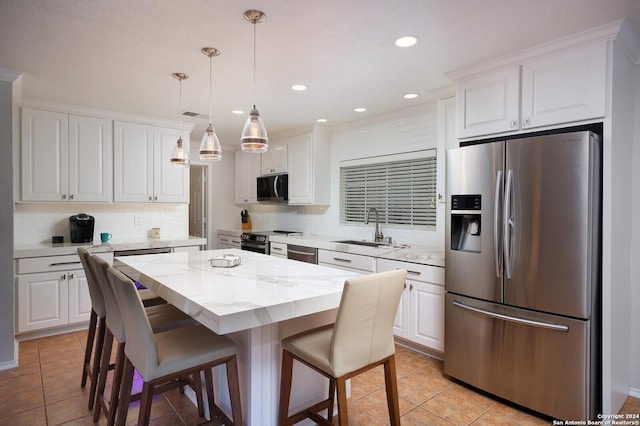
(14, 236, 207, 259)
(114, 249, 360, 334)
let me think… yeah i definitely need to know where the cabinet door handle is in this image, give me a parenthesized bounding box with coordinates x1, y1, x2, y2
(410, 284, 414, 291)
(403, 283, 407, 289)
(69, 194, 74, 200)
(333, 257, 352, 263)
(61, 274, 66, 280)
(49, 261, 82, 267)
(154, 196, 158, 201)
(510, 120, 518, 128)
(62, 194, 67, 200)
(69, 273, 74, 279)
(149, 196, 153, 201)
(522, 118, 530, 127)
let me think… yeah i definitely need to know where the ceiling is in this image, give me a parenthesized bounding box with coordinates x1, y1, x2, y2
(1, 0, 639, 152)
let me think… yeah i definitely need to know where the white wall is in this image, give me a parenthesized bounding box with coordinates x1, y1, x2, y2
(630, 65, 640, 396)
(243, 102, 445, 249)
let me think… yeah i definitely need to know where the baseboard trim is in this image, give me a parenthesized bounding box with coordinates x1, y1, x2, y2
(630, 387, 640, 399)
(0, 358, 18, 372)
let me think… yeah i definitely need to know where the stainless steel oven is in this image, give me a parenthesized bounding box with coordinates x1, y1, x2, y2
(240, 233, 269, 254)
(241, 230, 302, 254)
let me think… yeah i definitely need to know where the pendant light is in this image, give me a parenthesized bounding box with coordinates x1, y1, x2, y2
(170, 73, 189, 166)
(241, 9, 268, 153)
(199, 47, 222, 161)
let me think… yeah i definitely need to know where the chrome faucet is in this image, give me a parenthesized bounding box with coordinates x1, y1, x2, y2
(364, 207, 384, 242)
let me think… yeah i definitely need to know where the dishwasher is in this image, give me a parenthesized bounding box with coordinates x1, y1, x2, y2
(287, 244, 318, 264)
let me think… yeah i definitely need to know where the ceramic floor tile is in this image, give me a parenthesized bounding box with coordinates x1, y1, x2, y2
(395, 351, 433, 377)
(0, 387, 45, 418)
(352, 387, 416, 423)
(397, 367, 453, 406)
(45, 394, 94, 425)
(401, 406, 455, 425)
(486, 401, 552, 425)
(471, 409, 522, 425)
(421, 389, 489, 425)
(349, 374, 381, 400)
(0, 371, 42, 398)
(0, 405, 47, 426)
(445, 382, 498, 410)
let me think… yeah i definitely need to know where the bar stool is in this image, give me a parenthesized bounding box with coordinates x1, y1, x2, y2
(278, 269, 407, 426)
(78, 247, 107, 410)
(107, 266, 243, 426)
(90, 255, 198, 425)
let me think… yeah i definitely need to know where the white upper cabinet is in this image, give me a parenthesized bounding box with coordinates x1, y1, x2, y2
(520, 43, 606, 129)
(114, 121, 189, 203)
(235, 150, 261, 204)
(21, 108, 112, 202)
(261, 144, 287, 175)
(456, 66, 520, 139)
(455, 42, 607, 139)
(287, 126, 330, 205)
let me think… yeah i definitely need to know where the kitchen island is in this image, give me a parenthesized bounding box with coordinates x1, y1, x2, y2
(114, 249, 360, 425)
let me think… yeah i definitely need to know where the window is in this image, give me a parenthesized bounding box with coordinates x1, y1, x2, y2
(340, 150, 437, 228)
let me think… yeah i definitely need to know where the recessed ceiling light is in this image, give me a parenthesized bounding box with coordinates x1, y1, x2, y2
(395, 35, 419, 47)
(316, 118, 328, 123)
(232, 110, 244, 115)
(291, 84, 307, 91)
(403, 93, 419, 99)
(354, 107, 367, 112)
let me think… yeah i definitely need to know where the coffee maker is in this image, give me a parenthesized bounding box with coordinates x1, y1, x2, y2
(69, 213, 95, 243)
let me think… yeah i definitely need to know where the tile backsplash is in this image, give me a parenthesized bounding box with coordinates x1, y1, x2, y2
(14, 203, 188, 245)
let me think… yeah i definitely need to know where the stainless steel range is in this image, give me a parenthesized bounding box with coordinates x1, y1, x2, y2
(240, 230, 301, 254)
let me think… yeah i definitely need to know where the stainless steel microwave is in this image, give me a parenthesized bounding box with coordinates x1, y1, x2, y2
(257, 173, 288, 202)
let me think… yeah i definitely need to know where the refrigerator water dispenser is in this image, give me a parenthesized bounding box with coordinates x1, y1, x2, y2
(450, 195, 482, 253)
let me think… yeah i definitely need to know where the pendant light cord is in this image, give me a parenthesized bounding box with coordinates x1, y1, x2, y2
(252, 19, 257, 106)
(209, 53, 213, 126)
(178, 77, 183, 139)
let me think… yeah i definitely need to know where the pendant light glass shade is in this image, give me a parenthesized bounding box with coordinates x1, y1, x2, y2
(199, 124, 222, 160)
(241, 10, 268, 153)
(200, 47, 222, 161)
(170, 73, 189, 166)
(241, 106, 268, 153)
(170, 136, 189, 166)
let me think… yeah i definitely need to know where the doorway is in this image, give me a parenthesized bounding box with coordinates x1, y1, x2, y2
(189, 165, 207, 238)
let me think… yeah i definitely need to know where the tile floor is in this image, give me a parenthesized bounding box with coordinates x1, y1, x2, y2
(0, 331, 638, 425)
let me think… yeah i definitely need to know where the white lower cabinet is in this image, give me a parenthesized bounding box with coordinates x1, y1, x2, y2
(376, 258, 445, 352)
(218, 231, 242, 249)
(15, 252, 113, 334)
(318, 249, 375, 273)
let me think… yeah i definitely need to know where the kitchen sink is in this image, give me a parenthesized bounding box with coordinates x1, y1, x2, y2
(333, 240, 386, 247)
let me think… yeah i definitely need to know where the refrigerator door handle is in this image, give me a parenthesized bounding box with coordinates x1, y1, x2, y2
(452, 300, 569, 331)
(503, 169, 514, 279)
(493, 170, 503, 278)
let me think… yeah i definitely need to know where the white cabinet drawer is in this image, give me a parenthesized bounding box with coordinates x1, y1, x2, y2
(318, 250, 375, 272)
(17, 252, 114, 274)
(270, 242, 287, 257)
(376, 258, 444, 285)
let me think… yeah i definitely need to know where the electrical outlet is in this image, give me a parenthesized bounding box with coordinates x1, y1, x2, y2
(134, 214, 141, 225)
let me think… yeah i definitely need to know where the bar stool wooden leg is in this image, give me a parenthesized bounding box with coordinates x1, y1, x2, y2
(327, 378, 336, 424)
(81, 309, 98, 387)
(336, 377, 348, 426)
(92, 327, 113, 422)
(384, 355, 401, 426)
(278, 350, 294, 425)
(88, 316, 107, 409)
(226, 356, 243, 426)
(116, 358, 135, 426)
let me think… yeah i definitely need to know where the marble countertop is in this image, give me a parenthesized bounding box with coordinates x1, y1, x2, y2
(268, 233, 444, 267)
(14, 236, 207, 258)
(114, 249, 360, 334)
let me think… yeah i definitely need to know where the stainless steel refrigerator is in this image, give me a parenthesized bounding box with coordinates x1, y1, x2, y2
(444, 131, 601, 420)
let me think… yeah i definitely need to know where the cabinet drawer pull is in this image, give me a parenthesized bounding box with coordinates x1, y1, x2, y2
(333, 257, 352, 263)
(407, 270, 422, 276)
(231, 239, 241, 244)
(49, 261, 82, 267)
(272, 247, 283, 251)
(220, 238, 229, 242)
